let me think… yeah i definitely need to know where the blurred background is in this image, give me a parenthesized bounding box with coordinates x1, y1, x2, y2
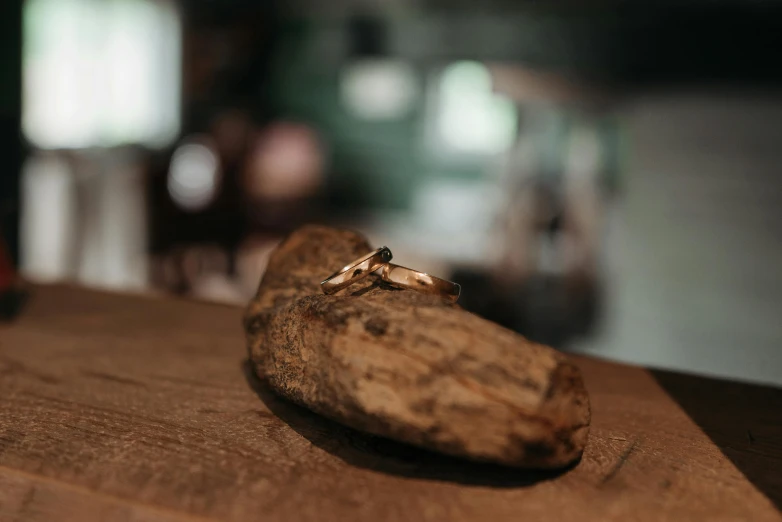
(1, 0, 781, 386)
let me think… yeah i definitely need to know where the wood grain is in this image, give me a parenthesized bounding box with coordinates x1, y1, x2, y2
(0, 284, 780, 521)
(244, 226, 590, 468)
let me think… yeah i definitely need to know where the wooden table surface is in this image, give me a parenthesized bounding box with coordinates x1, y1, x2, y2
(0, 285, 780, 521)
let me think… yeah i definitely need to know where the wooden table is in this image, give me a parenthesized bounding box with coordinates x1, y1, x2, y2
(1, 285, 780, 521)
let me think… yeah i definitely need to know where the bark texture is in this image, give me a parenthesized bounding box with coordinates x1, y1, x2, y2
(244, 225, 591, 468)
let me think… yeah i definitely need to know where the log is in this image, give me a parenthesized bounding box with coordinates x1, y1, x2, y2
(244, 225, 591, 468)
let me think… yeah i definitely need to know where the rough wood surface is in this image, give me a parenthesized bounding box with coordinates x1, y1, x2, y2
(244, 226, 590, 468)
(0, 285, 780, 522)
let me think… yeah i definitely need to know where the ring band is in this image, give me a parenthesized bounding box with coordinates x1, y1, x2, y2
(321, 247, 393, 294)
(380, 263, 461, 302)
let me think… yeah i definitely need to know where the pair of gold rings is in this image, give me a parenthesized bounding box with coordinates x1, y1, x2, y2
(320, 247, 461, 302)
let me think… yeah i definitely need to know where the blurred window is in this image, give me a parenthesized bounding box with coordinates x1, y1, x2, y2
(430, 61, 517, 157)
(340, 60, 417, 120)
(23, 0, 181, 149)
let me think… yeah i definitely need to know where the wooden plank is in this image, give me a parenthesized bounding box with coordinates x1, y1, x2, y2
(0, 469, 198, 522)
(0, 285, 779, 521)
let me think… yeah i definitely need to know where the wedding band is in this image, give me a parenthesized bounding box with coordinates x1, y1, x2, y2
(380, 263, 461, 302)
(321, 247, 393, 294)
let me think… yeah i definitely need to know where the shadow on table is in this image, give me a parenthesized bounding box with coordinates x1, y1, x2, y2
(242, 360, 577, 488)
(652, 369, 782, 511)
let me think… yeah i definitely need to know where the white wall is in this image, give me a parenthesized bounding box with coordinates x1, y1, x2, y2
(573, 92, 782, 386)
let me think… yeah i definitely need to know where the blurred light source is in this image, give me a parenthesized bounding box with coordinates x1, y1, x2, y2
(168, 138, 221, 211)
(23, 0, 181, 149)
(341, 60, 417, 120)
(244, 123, 323, 201)
(434, 61, 517, 155)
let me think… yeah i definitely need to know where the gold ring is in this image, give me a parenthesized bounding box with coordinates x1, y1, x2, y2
(321, 247, 393, 294)
(380, 263, 461, 302)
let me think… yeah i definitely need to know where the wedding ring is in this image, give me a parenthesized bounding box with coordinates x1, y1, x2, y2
(380, 263, 461, 302)
(321, 247, 393, 294)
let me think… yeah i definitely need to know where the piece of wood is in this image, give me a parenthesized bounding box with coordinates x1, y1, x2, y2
(0, 285, 780, 521)
(244, 226, 590, 468)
